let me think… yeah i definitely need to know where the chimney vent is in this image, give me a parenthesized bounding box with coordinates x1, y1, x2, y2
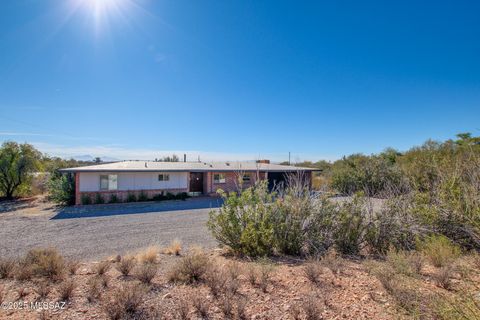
(184, 154, 186, 162)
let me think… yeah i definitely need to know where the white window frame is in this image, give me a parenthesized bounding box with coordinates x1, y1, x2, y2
(158, 173, 170, 181)
(213, 173, 226, 184)
(100, 174, 118, 191)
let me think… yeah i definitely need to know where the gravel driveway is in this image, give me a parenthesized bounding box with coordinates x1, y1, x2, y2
(0, 198, 222, 261)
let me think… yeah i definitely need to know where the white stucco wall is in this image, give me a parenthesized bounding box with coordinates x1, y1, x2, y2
(79, 172, 188, 192)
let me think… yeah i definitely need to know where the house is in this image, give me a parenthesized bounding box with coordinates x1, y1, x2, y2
(60, 160, 317, 205)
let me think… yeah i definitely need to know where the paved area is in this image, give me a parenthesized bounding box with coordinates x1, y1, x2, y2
(0, 198, 222, 261)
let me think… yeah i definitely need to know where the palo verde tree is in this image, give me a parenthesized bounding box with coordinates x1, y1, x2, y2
(0, 141, 41, 199)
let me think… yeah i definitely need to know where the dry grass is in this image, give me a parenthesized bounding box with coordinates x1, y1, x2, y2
(94, 261, 111, 275)
(204, 265, 228, 297)
(258, 260, 275, 293)
(434, 290, 480, 320)
(116, 256, 136, 276)
(320, 252, 345, 276)
(245, 264, 257, 285)
(163, 239, 182, 256)
(0, 286, 4, 305)
(104, 283, 146, 320)
(418, 235, 461, 268)
(135, 263, 157, 284)
(86, 277, 102, 303)
(219, 292, 234, 317)
(176, 297, 190, 320)
(137, 246, 160, 264)
(237, 296, 248, 319)
(67, 259, 80, 275)
(22, 248, 66, 281)
(192, 291, 209, 319)
(433, 263, 456, 290)
(168, 247, 210, 284)
(58, 279, 75, 302)
(15, 264, 33, 281)
(303, 259, 323, 285)
(35, 281, 51, 301)
(0, 258, 16, 279)
(302, 293, 322, 320)
(16, 287, 28, 300)
(386, 249, 424, 277)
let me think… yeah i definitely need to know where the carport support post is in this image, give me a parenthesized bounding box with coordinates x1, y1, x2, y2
(75, 172, 81, 205)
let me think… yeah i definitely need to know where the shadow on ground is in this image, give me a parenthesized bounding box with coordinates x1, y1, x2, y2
(51, 197, 223, 220)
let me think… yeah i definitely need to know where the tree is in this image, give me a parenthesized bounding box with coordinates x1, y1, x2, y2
(0, 142, 41, 199)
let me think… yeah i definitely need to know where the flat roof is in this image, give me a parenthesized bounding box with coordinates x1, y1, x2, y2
(59, 160, 319, 173)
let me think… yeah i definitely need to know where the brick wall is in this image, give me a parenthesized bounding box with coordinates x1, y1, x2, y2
(206, 171, 267, 195)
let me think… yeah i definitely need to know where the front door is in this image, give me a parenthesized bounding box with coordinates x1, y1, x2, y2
(189, 172, 204, 193)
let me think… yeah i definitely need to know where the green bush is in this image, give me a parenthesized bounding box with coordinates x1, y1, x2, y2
(175, 192, 189, 201)
(94, 193, 105, 204)
(165, 192, 175, 200)
(333, 196, 367, 255)
(127, 193, 137, 202)
(208, 181, 275, 257)
(152, 194, 166, 201)
(81, 194, 91, 205)
(109, 194, 119, 203)
(417, 235, 461, 268)
(138, 191, 149, 202)
(47, 173, 75, 205)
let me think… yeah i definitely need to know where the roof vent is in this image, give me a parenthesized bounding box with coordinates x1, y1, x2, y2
(145, 162, 148, 168)
(225, 162, 230, 166)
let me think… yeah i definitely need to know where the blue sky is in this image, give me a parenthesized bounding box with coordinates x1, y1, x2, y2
(0, 0, 479, 162)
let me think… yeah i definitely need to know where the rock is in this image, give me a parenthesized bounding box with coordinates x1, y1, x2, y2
(162, 293, 172, 299)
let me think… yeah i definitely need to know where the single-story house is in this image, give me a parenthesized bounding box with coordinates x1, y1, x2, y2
(60, 160, 317, 205)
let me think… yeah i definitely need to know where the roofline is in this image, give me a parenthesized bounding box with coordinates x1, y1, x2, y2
(59, 168, 321, 173)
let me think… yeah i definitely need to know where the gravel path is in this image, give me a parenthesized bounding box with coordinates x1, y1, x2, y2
(0, 198, 221, 261)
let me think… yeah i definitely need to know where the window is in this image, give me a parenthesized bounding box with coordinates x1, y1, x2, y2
(158, 174, 170, 181)
(100, 174, 118, 191)
(213, 173, 226, 183)
(242, 174, 251, 182)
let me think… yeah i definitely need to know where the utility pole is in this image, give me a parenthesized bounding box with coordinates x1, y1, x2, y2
(288, 152, 291, 165)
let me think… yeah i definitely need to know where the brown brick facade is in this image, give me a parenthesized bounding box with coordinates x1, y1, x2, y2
(205, 171, 266, 195)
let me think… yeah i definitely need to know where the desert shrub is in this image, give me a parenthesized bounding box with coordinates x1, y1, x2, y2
(94, 261, 111, 275)
(127, 193, 137, 202)
(168, 247, 210, 284)
(138, 191, 148, 202)
(109, 194, 119, 203)
(104, 283, 146, 320)
(0, 287, 3, 305)
(434, 290, 480, 320)
(0, 258, 15, 279)
(116, 256, 136, 276)
(22, 248, 65, 280)
(94, 193, 105, 204)
(333, 196, 368, 255)
(35, 281, 51, 301)
(303, 259, 323, 285)
(58, 279, 75, 302)
(208, 181, 275, 257)
(163, 239, 182, 255)
(15, 265, 33, 281)
(135, 263, 157, 284)
(47, 173, 75, 205)
(137, 246, 159, 264)
(418, 235, 461, 268)
(81, 194, 92, 205)
(99, 274, 109, 288)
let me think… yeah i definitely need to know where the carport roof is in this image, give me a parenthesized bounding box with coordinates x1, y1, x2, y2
(59, 160, 319, 173)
